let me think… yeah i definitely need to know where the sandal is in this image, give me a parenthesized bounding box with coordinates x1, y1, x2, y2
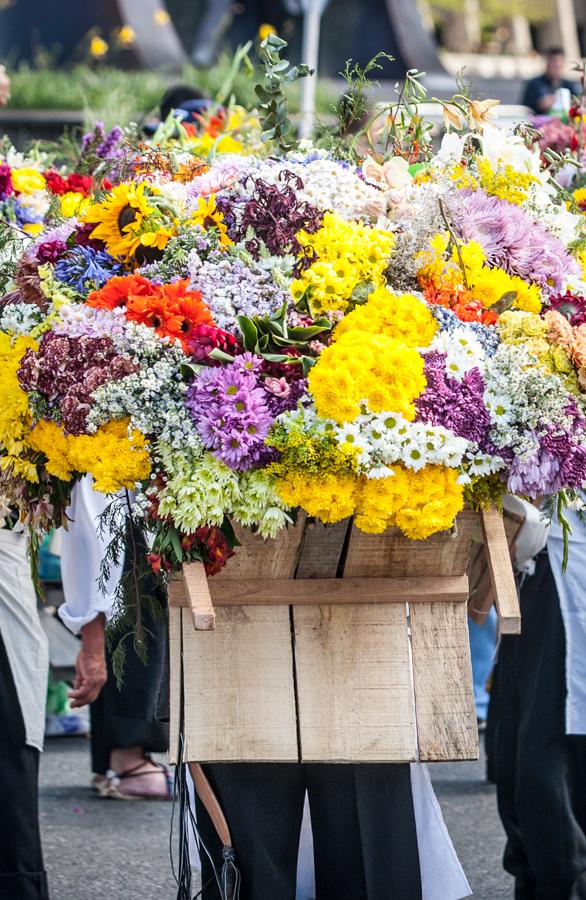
(94, 758, 174, 800)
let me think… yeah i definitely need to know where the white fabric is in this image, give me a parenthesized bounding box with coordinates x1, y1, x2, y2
(0, 530, 49, 751)
(188, 765, 471, 900)
(58, 477, 123, 634)
(503, 496, 549, 570)
(547, 510, 586, 735)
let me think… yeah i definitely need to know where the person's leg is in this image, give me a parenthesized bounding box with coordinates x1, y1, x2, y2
(195, 763, 305, 900)
(306, 763, 422, 900)
(468, 607, 498, 723)
(510, 554, 586, 896)
(0, 629, 49, 900)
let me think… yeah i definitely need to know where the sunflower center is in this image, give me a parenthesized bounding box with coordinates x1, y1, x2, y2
(118, 204, 138, 233)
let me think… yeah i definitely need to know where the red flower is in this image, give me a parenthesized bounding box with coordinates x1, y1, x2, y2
(196, 526, 235, 576)
(44, 171, 69, 195)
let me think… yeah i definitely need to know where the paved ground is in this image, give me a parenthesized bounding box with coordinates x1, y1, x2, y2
(40, 738, 513, 899)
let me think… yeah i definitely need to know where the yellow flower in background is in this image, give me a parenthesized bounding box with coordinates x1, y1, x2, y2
(258, 23, 277, 41)
(28, 418, 151, 492)
(11, 168, 46, 193)
(135, 226, 176, 251)
(333, 287, 437, 348)
(117, 25, 136, 46)
(153, 8, 170, 25)
(60, 191, 90, 218)
(573, 188, 586, 211)
(468, 99, 499, 129)
(83, 181, 155, 259)
(90, 36, 109, 58)
(308, 330, 426, 424)
(22, 223, 43, 236)
(188, 133, 244, 156)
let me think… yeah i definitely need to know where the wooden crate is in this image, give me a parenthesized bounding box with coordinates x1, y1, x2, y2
(169, 507, 519, 764)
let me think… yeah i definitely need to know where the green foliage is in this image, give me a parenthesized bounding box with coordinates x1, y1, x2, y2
(255, 35, 310, 152)
(429, 0, 554, 24)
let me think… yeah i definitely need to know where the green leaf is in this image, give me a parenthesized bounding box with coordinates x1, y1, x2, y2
(236, 315, 259, 350)
(169, 528, 183, 564)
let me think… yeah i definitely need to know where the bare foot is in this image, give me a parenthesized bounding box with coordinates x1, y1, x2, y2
(109, 747, 170, 799)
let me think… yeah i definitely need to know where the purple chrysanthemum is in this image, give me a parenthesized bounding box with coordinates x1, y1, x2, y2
(416, 350, 492, 447)
(186, 352, 275, 470)
(448, 189, 580, 293)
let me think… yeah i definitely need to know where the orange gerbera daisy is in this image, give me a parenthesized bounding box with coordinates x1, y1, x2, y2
(87, 274, 151, 310)
(126, 292, 185, 340)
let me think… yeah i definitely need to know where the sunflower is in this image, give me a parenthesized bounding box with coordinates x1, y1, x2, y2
(82, 182, 156, 259)
(188, 194, 232, 246)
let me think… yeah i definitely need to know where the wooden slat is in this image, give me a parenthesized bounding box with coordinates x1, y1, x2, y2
(180, 605, 299, 762)
(294, 603, 417, 762)
(295, 518, 349, 579)
(468, 509, 524, 625)
(410, 601, 478, 761)
(168, 606, 182, 765)
(175, 575, 468, 606)
(342, 509, 477, 578)
(214, 517, 306, 581)
(183, 562, 216, 630)
(479, 507, 521, 635)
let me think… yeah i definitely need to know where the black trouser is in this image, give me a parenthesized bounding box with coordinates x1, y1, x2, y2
(194, 762, 422, 900)
(90, 548, 169, 773)
(0, 629, 49, 900)
(495, 551, 586, 900)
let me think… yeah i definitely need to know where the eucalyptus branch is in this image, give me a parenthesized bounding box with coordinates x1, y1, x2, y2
(438, 198, 469, 290)
(255, 35, 310, 153)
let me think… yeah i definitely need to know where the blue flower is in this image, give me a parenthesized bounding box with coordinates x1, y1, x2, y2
(54, 246, 123, 293)
(430, 305, 500, 356)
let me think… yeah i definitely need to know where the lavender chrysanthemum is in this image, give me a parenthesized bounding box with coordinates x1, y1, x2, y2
(416, 351, 492, 447)
(186, 353, 275, 470)
(449, 189, 580, 293)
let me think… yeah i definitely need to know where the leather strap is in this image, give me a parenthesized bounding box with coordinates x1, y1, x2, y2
(189, 761, 233, 847)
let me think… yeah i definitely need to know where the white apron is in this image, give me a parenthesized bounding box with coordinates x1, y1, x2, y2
(0, 529, 49, 751)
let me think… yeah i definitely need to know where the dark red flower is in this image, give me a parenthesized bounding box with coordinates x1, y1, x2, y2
(0, 163, 13, 199)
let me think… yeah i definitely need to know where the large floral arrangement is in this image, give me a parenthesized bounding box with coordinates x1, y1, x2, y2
(1, 42, 586, 584)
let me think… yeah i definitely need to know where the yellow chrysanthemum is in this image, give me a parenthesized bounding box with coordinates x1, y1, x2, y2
(291, 212, 395, 315)
(0, 334, 39, 481)
(28, 418, 151, 493)
(11, 168, 46, 193)
(83, 182, 156, 259)
(308, 330, 426, 424)
(276, 471, 357, 524)
(333, 287, 437, 348)
(468, 264, 542, 314)
(355, 465, 464, 538)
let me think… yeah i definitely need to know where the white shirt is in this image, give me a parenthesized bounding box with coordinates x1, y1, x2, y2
(548, 510, 586, 735)
(58, 477, 124, 634)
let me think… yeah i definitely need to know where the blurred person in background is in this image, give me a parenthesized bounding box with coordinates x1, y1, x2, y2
(522, 48, 578, 115)
(60, 478, 172, 800)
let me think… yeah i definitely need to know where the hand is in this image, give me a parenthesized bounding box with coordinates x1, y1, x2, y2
(69, 614, 107, 708)
(69, 649, 107, 707)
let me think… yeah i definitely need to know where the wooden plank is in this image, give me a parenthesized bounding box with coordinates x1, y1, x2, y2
(168, 606, 182, 765)
(180, 604, 299, 762)
(410, 601, 478, 761)
(295, 518, 350, 579)
(192, 575, 469, 606)
(479, 507, 521, 635)
(294, 603, 417, 762)
(342, 509, 477, 578)
(214, 516, 306, 581)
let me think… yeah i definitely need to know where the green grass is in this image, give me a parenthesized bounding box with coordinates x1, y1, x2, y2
(7, 59, 336, 131)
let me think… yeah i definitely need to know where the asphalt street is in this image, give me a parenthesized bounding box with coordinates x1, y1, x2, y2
(40, 738, 513, 900)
